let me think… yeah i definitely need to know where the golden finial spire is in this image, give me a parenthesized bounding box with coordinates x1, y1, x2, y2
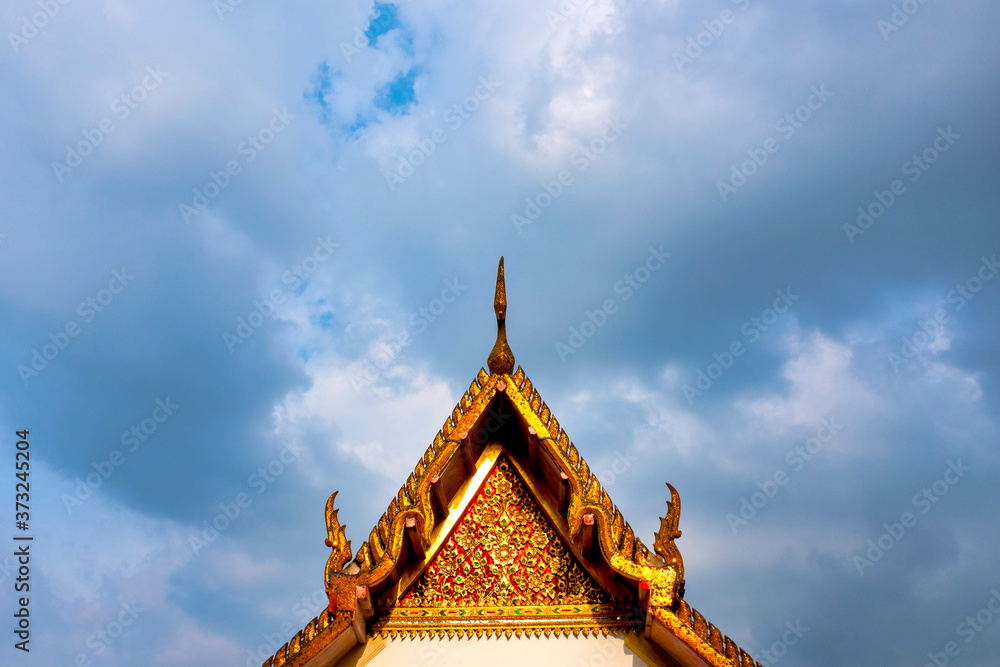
(487, 257, 515, 375)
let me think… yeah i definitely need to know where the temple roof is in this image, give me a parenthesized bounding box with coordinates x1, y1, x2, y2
(261, 259, 762, 667)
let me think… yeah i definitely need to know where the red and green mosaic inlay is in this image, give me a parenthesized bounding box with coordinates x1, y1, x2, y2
(397, 458, 609, 609)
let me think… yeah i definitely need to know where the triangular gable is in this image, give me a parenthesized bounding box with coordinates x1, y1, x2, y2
(377, 453, 634, 636)
(396, 456, 611, 609)
(261, 259, 762, 667)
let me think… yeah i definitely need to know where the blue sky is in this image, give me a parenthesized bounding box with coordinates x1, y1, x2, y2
(1, 1, 998, 665)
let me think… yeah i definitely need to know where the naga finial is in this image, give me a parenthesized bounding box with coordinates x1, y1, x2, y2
(487, 257, 515, 375)
(324, 491, 352, 580)
(654, 482, 684, 584)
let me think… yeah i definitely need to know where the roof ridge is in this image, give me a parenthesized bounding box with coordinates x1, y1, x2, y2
(261, 364, 760, 667)
(342, 365, 661, 580)
(258, 256, 756, 667)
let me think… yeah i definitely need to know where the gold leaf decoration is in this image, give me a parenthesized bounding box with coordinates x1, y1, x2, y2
(323, 491, 352, 573)
(654, 482, 685, 583)
(397, 458, 609, 609)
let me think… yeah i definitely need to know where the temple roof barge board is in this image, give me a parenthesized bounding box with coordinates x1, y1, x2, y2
(261, 258, 763, 667)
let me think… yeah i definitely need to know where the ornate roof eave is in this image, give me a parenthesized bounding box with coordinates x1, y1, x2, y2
(262, 367, 681, 667)
(260, 258, 760, 667)
(650, 598, 765, 667)
(323, 365, 680, 603)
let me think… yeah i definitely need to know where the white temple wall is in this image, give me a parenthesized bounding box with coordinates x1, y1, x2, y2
(342, 633, 655, 667)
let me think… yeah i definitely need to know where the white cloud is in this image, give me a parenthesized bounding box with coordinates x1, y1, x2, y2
(149, 619, 243, 667)
(276, 352, 458, 482)
(206, 550, 290, 589)
(35, 461, 192, 608)
(735, 327, 884, 438)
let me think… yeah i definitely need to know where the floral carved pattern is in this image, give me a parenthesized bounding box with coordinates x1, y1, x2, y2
(398, 458, 609, 608)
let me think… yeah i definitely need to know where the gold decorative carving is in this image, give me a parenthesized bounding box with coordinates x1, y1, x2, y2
(655, 599, 760, 667)
(324, 491, 352, 574)
(653, 482, 684, 584)
(267, 261, 729, 667)
(395, 458, 609, 610)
